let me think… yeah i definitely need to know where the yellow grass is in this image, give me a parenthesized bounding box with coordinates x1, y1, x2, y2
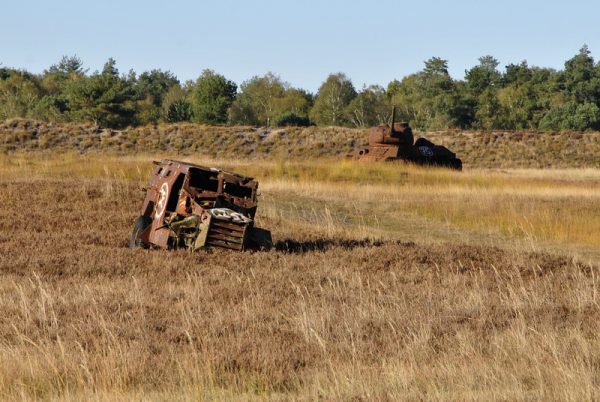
(0, 153, 599, 400)
(3, 153, 595, 261)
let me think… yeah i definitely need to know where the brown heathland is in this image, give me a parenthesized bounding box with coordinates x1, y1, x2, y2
(1, 119, 600, 168)
(0, 155, 599, 400)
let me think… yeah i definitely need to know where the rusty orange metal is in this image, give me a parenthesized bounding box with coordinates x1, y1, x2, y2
(348, 108, 462, 170)
(130, 159, 271, 251)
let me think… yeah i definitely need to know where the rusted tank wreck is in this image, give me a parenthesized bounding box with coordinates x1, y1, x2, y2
(130, 159, 272, 251)
(348, 108, 462, 170)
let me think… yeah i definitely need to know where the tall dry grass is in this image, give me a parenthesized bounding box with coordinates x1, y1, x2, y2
(2, 152, 598, 261)
(0, 154, 599, 400)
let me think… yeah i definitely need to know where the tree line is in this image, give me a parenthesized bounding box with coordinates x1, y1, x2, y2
(1, 46, 600, 131)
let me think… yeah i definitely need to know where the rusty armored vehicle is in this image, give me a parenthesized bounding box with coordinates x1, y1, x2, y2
(347, 108, 462, 170)
(129, 159, 272, 251)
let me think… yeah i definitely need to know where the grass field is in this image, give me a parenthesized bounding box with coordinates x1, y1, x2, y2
(0, 153, 599, 400)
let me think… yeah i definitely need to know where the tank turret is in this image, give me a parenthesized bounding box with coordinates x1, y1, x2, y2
(368, 107, 414, 147)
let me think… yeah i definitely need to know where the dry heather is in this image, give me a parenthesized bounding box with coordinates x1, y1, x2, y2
(0, 156, 599, 400)
(1, 119, 600, 168)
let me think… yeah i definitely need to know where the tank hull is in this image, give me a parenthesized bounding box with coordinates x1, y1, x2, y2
(348, 140, 462, 170)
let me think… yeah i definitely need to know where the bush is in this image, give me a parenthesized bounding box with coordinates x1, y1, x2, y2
(274, 112, 310, 127)
(539, 102, 600, 131)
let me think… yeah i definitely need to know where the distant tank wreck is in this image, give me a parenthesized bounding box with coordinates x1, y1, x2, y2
(347, 107, 462, 170)
(130, 160, 272, 251)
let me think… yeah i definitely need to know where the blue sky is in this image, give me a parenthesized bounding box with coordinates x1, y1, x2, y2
(1, 0, 599, 92)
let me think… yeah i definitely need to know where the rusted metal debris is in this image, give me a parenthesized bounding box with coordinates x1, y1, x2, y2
(347, 107, 462, 170)
(129, 159, 272, 251)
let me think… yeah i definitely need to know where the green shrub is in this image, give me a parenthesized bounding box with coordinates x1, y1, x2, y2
(274, 112, 310, 127)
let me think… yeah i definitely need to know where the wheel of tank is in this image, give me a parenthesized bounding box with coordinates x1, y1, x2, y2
(129, 215, 152, 249)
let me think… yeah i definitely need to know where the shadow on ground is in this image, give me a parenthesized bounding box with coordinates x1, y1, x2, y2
(273, 238, 416, 253)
